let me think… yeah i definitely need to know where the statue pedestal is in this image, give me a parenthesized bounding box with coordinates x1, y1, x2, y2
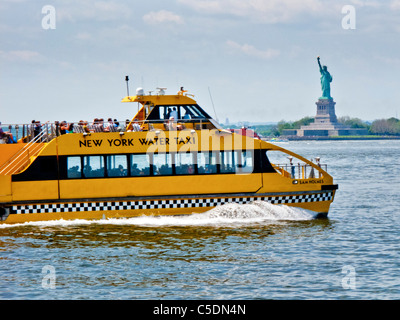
(293, 98, 368, 137)
(314, 98, 337, 124)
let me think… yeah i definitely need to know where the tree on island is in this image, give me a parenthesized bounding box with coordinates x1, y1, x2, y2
(370, 118, 400, 135)
(337, 116, 369, 129)
(255, 116, 400, 137)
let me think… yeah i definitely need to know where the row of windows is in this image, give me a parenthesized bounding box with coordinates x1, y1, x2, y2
(66, 151, 254, 179)
(11, 150, 276, 182)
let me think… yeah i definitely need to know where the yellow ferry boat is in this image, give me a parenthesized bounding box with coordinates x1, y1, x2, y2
(0, 87, 338, 224)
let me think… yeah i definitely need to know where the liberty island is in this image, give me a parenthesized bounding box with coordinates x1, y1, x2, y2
(284, 57, 368, 138)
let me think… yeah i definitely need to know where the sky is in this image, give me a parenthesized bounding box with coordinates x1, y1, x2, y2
(1, 0, 400, 124)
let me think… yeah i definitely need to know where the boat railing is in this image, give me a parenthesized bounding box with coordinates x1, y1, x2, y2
(1, 118, 218, 144)
(0, 125, 49, 175)
(272, 163, 327, 180)
(1, 122, 58, 144)
(130, 118, 217, 131)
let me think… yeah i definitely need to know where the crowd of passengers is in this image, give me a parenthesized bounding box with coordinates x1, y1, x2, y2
(0, 118, 139, 144)
(57, 115, 190, 135)
(57, 118, 142, 135)
(1, 114, 193, 144)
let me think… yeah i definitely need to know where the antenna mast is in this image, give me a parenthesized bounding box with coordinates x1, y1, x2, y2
(125, 75, 130, 96)
(208, 87, 218, 122)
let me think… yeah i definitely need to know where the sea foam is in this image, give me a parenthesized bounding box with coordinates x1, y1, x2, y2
(0, 201, 315, 229)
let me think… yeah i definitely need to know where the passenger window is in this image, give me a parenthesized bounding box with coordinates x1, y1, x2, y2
(107, 155, 128, 177)
(220, 151, 235, 173)
(130, 154, 151, 176)
(83, 156, 105, 178)
(175, 152, 195, 175)
(153, 153, 173, 175)
(67, 156, 82, 178)
(197, 152, 217, 174)
(236, 151, 253, 174)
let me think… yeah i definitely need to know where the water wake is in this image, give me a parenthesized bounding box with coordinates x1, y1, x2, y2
(0, 201, 315, 229)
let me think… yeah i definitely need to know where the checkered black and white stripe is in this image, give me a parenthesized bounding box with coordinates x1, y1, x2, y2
(11, 192, 333, 215)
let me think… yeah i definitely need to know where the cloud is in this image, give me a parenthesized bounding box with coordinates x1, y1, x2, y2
(390, 0, 400, 10)
(178, 0, 324, 23)
(143, 10, 184, 25)
(57, 1, 132, 23)
(74, 32, 92, 40)
(350, 0, 383, 8)
(226, 40, 280, 59)
(0, 50, 43, 62)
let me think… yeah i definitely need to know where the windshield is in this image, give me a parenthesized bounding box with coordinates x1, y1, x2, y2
(146, 104, 211, 121)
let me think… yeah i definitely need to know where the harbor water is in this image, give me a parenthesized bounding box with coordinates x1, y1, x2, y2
(1, 140, 399, 300)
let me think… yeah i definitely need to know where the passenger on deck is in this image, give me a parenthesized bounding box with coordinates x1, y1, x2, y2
(167, 117, 183, 131)
(125, 119, 130, 131)
(76, 120, 91, 134)
(99, 118, 105, 131)
(92, 118, 104, 132)
(76, 120, 84, 133)
(126, 119, 141, 132)
(132, 119, 141, 131)
(104, 118, 114, 132)
(83, 121, 90, 133)
(55, 121, 60, 136)
(67, 123, 74, 133)
(167, 117, 177, 130)
(113, 119, 121, 131)
(0, 122, 14, 144)
(32, 120, 42, 139)
(60, 121, 68, 135)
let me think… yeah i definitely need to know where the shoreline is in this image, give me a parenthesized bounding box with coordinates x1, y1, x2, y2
(280, 136, 400, 141)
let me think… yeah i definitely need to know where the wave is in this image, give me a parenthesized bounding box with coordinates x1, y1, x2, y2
(0, 201, 315, 229)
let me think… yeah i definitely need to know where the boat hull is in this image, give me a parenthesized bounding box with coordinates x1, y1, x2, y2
(1, 189, 336, 224)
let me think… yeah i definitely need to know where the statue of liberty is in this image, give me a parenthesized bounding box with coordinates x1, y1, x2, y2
(317, 56, 332, 99)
